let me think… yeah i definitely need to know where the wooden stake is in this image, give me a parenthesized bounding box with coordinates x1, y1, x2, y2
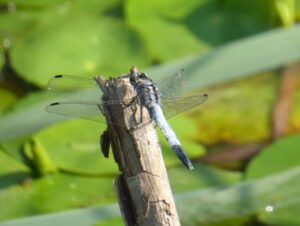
(96, 69, 181, 226)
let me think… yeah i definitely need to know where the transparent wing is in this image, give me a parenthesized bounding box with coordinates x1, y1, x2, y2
(46, 75, 135, 123)
(155, 69, 186, 99)
(162, 94, 208, 119)
(48, 75, 102, 102)
(46, 101, 105, 122)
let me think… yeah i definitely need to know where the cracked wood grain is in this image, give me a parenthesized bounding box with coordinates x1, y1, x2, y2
(96, 70, 180, 226)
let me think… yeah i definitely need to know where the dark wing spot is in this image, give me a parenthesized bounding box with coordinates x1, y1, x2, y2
(50, 102, 60, 106)
(54, 75, 63, 78)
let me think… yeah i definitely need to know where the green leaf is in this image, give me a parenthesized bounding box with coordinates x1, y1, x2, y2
(70, 0, 123, 15)
(146, 25, 300, 92)
(23, 137, 58, 176)
(2, 25, 300, 142)
(0, 0, 69, 7)
(0, 148, 29, 174)
(0, 89, 17, 113)
(1, 137, 29, 162)
(126, 0, 275, 61)
(0, 9, 37, 44)
(0, 204, 120, 226)
(296, 0, 300, 17)
(11, 13, 150, 86)
(94, 217, 124, 226)
(177, 167, 300, 226)
(0, 91, 66, 142)
(1, 166, 299, 226)
(1, 114, 116, 176)
(0, 0, 122, 44)
(168, 162, 242, 193)
(0, 161, 241, 223)
(246, 133, 300, 179)
(244, 133, 300, 225)
(0, 173, 117, 221)
(0, 149, 30, 192)
(192, 72, 279, 144)
(126, 0, 209, 62)
(33, 119, 118, 175)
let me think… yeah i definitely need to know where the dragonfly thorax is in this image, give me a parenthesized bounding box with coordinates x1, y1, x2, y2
(129, 71, 160, 109)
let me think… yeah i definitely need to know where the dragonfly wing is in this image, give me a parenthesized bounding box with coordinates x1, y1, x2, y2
(48, 75, 102, 102)
(155, 69, 186, 98)
(45, 99, 134, 124)
(46, 101, 106, 122)
(47, 75, 135, 124)
(162, 94, 208, 119)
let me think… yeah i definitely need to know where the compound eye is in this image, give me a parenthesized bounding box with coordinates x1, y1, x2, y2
(129, 75, 136, 85)
(140, 73, 147, 78)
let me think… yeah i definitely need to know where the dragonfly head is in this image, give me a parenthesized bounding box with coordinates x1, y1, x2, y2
(129, 69, 151, 87)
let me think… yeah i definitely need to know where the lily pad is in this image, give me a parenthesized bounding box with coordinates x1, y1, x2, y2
(0, 173, 116, 221)
(0, 148, 30, 194)
(0, 159, 241, 222)
(0, 148, 29, 174)
(1, 165, 299, 225)
(11, 12, 150, 86)
(23, 137, 58, 176)
(246, 133, 300, 179)
(0, 204, 120, 226)
(0, 0, 122, 44)
(168, 162, 242, 193)
(192, 72, 279, 144)
(33, 119, 117, 175)
(0, 91, 64, 142)
(70, 0, 123, 16)
(125, 0, 209, 62)
(0, 89, 18, 113)
(95, 218, 123, 226)
(177, 166, 300, 226)
(183, 0, 274, 45)
(297, 0, 300, 18)
(125, 0, 274, 62)
(245, 133, 300, 225)
(0, 9, 37, 44)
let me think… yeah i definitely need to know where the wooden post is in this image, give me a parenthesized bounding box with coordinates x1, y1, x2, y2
(96, 69, 181, 226)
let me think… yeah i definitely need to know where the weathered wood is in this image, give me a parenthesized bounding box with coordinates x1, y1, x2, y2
(96, 70, 180, 226)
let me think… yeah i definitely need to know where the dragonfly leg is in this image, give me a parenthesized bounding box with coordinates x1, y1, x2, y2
(100, 129, 110, 158)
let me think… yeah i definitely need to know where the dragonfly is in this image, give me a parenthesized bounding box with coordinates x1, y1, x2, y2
(46, 67, 208, 170)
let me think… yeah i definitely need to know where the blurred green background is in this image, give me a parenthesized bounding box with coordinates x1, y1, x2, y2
(1, 0, 300, 225)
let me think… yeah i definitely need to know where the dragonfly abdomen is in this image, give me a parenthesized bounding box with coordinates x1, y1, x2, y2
(130, 70, 195, 170)
(149, 105, 194, 170)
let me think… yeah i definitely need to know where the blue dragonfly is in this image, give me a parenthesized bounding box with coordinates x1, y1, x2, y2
(46, 67, 208, 170)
